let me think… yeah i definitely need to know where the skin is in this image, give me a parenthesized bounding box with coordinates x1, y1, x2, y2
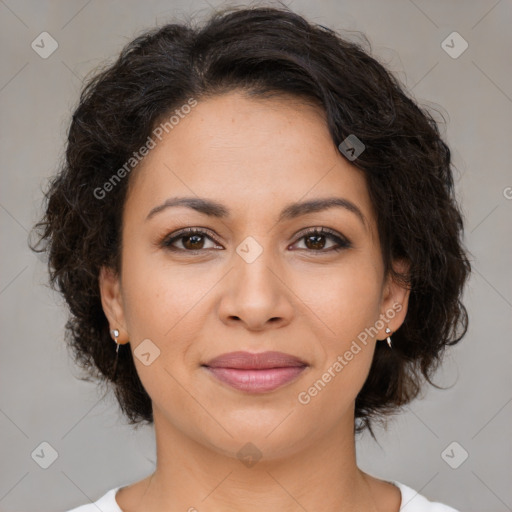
(99, 90, 410, 512)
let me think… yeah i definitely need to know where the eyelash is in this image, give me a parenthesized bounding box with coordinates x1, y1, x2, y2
(161, 227, 351, 254)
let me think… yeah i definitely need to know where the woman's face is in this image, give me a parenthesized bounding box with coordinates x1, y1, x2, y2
(100, 90, 409, 460)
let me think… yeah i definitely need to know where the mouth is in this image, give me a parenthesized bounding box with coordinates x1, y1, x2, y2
(201, 351, 308, 393)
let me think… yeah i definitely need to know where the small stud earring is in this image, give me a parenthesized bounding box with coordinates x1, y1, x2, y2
(111, 329, 120, 353)
(110, 328, 120, 380)
(385, 327, 393, 349)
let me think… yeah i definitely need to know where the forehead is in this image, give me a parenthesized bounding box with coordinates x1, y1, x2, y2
(125, 91, 376, 231)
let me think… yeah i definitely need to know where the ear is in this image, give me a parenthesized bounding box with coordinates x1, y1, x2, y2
(98, 265, 129, 343)
(378, 258, 411, 337)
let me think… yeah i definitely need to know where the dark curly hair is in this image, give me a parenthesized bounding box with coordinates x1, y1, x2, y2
(29, 3, 471, 438)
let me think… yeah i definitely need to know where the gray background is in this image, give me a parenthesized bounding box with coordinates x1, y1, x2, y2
(1, 0, 511, 511)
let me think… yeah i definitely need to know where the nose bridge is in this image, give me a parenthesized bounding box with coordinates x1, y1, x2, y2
(218, 233, 293, 329)
(233, 234, 280, 301)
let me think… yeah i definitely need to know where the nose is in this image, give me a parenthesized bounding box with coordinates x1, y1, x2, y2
(217, 246, 294, 332)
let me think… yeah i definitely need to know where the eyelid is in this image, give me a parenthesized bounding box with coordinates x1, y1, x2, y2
(292, 226, 348, 242)
(289, 226, 351, 251)
(161, 227, 223, 249)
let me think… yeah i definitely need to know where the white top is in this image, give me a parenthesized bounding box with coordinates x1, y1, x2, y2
(64, 480, 460, 511)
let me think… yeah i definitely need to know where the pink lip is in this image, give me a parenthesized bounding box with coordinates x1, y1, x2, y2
(202, 351, 308, 393)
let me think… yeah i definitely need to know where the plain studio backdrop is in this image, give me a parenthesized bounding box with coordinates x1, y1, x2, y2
(0, 1, 511, 511)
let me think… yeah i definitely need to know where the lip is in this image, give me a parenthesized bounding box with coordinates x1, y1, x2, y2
(204, 350, 307, 369)
(202, 351, 308, 393)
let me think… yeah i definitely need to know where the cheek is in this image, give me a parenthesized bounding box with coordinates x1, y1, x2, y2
(120, 246, 205, 340)
(119, 250, 205, 404)
(295, 272, 380, 425)
(293, 255, 383, 340)
(292, 255, 382, 399)
(119, 248, 217, 400)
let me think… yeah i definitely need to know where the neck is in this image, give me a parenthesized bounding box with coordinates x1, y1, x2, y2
(123, 406, 381, 512)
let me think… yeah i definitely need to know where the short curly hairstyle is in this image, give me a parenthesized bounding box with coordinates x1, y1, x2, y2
(30, 4, 471, 437)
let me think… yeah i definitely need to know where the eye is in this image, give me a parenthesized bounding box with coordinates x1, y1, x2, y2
(291, 227, 351, 253)
(161, 228, 223, 252)
(160, 226, 351, 254)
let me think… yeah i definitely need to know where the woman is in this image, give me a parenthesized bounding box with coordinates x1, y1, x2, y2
(31, 5, 470, 511)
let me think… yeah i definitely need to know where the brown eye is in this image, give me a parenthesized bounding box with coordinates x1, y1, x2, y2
(304, 233, 327, 250)
(162, 228, 222, 252)
(182, 233, 205, 250)
(292, 227, 351, 253)
(161, 227, 350, 254)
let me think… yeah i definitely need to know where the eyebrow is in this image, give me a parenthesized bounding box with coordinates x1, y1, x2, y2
(146, 196, 368, 228)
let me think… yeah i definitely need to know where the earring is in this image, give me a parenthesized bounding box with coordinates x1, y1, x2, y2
(111, 328, 120, 380)
(385, 327, 393, 349)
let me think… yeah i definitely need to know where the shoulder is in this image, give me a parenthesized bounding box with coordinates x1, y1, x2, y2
(63, 486, 123, 512)
(392, 481, 460, 512)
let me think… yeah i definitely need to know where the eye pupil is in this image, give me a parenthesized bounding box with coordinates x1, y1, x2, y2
(305, 234, 326, 250)
(184, 234, 204, 249)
